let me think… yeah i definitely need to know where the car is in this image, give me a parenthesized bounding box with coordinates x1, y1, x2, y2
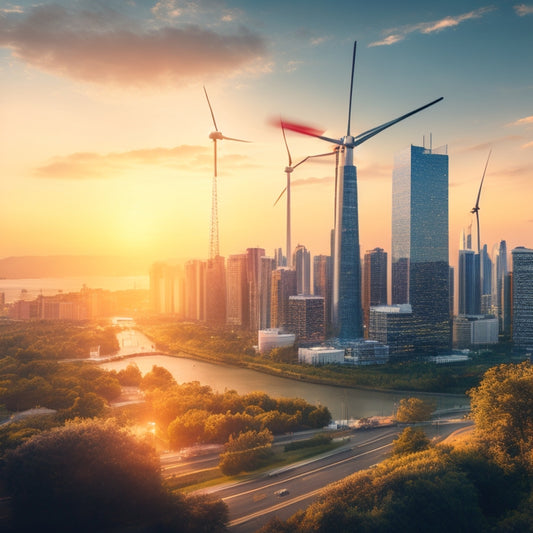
(274, 488, 289, 497)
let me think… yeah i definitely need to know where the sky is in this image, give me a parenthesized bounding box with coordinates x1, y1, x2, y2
(1, 0, 532, 272)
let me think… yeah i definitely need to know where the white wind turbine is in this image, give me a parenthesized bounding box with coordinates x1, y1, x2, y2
(204, 86, 250, 260)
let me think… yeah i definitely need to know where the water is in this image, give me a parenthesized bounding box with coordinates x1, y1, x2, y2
(101, 355, 468, 420)
(0, 276, 149, 304)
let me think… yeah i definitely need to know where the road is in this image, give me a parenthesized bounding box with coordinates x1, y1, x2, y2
(191, 420, 471, 533)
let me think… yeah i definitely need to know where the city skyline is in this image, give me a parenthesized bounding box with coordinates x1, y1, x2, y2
(1, 1, 532, 271)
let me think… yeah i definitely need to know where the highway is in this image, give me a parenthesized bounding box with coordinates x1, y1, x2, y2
(192, 420, 471, 533)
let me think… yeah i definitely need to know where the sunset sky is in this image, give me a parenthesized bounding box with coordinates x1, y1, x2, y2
(1, 0, 532, 271)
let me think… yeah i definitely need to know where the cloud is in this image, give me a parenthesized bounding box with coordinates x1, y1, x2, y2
(514, 4, 533, 16)
(34, 145, 212, 179)
(0, 5, 23, 14)
(369, 7, 494, 47)
(522, 141, 533, 149)
(508, 115, 533, 126)
(292, 176, 333, 187)
(0, 4, 267, 86)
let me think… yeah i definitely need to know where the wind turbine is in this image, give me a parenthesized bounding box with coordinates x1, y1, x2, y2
(281, 41, 443, 339)
(204, 86, 250, 260)
(471, 150, 492, 254)
(273, 119, 335, 268)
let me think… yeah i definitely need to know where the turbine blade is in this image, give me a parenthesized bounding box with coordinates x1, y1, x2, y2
(220, 135, 251, 143)
(203, 86, 219, 131)
(347, 41, 357, 137)
(475, 149, 491, 208)
(278, 119, 326, 139)
(274, 187, 287, 207)
(281, 119, 293, 167)
(293, 151, 336, 169)
(353, 97, 444, 147)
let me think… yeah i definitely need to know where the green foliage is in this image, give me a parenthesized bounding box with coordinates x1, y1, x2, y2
(167, 409, 211, 449)
(469, 362, 533, 468)
(2, 418, 228, 532)
(284, 433, 333, 452)
(115, 362, 142, 386)
(395, 397, 435, 423)
(140, 364, 177, 390)
(392, 426, 431, 456)
(219, 429, 274, 475)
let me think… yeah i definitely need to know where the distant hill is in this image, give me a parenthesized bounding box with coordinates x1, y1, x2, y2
(0, 255, 153, 279)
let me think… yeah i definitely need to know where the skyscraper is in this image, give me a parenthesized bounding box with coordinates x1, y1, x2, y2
(184, 260, 206, 321)
(313, 254, 333, 331)
(293, 244, 311, 295)
(246, 247, 265, 331)
(288, 295, 325, 343)
(458, 248, 476, 315)
(270, 267, 297, 329)
(205, 255, 226, 325)
(511, 247, 533, 351)
(391, 144, 450, 353)
(362, 248, 388, 335)
(226, 254, 248, 328)
(259, 256, 276, 329)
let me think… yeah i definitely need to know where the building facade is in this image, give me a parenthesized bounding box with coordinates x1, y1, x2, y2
(362, 247, 388, 336)
(288, 295, 325, 343)
(270, 267, 297, 329)
(391, 144, 450, 354)
(511, 247, 533, 351)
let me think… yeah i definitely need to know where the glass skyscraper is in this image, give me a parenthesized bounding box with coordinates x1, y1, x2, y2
(391, 144, 450, 354)
(511, 247, 533, 351)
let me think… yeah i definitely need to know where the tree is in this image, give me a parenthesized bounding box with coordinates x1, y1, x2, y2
(3, 418, 228, 532)
(140, 364, 176, 390)
(4, 419, 164, 531)
(469, 362, 533, 467)
(392, 426, 431, 456)
(395, 397, 435, 423)
(219, 429, 274, 475)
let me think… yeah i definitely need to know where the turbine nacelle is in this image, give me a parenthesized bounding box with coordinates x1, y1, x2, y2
(285, 166, 294, 173)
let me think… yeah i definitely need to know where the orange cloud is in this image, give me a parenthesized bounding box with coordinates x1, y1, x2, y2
(508, 115, 533, 126)
(0, 4, 267, 86)
(34, 145, 211, 179)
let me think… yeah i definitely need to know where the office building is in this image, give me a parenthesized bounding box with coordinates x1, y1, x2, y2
(288, 295, 325, 343)
(270, 267, 297, 329)
(259, 256, 276, 329)
(258, 328, 296, 354)
(150, 262, 181, 315)
(368, 304, 415, 357)
(458, 249, 477, 315)
(362, 248, 387, 335)
(511, 247, 533, 351)
(313, 254, 333, 331)
(298, 346, 344, 365)
(185, 260, 206, 321)
(226, 254, 248, 328)
(205, 255, 226, 325)
(391, 144, 450, 354)
(246, 247, 265, 331)
(453, 315, 499, 349)
(293, 244, 311, 295)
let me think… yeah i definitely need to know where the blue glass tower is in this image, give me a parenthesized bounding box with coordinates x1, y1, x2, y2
(391, 144, 450, 353)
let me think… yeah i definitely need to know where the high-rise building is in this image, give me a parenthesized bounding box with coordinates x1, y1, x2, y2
(259, 256, 276, 330)
(313, 254, 333, 331)
(458, 249, 476, 315)
(493, 240, 508, 333)
(391, 144, 450, 354)
(332, 156, 363, 340)
(362, 248, 387, 335)
(293, 244, 311, 295)
(288, 295, 325, 343)
(270, 267, 297, 329)
(511, 247, 533, 351)
(205, 255, 226, 325)
(368, 304, 415, 357)
(226, 254, 249, 328)
(246, 247, 265, 331)
(184, 260, 206, 321)
(150, 262, 182, 315)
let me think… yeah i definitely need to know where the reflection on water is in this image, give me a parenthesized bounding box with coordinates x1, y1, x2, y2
(101, 355, 468, 420)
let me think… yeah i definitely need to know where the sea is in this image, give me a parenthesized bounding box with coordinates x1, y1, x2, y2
(0, 276, 149, 304)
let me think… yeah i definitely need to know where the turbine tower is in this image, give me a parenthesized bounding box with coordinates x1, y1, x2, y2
(281, 41, 443, 339)
(204, 86, 249, 260)
(471, 150, 492, 254)
(273, 120, 335, 268)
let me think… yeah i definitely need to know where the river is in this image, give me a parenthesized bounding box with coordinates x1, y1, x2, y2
(100, 355, 468, 421)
